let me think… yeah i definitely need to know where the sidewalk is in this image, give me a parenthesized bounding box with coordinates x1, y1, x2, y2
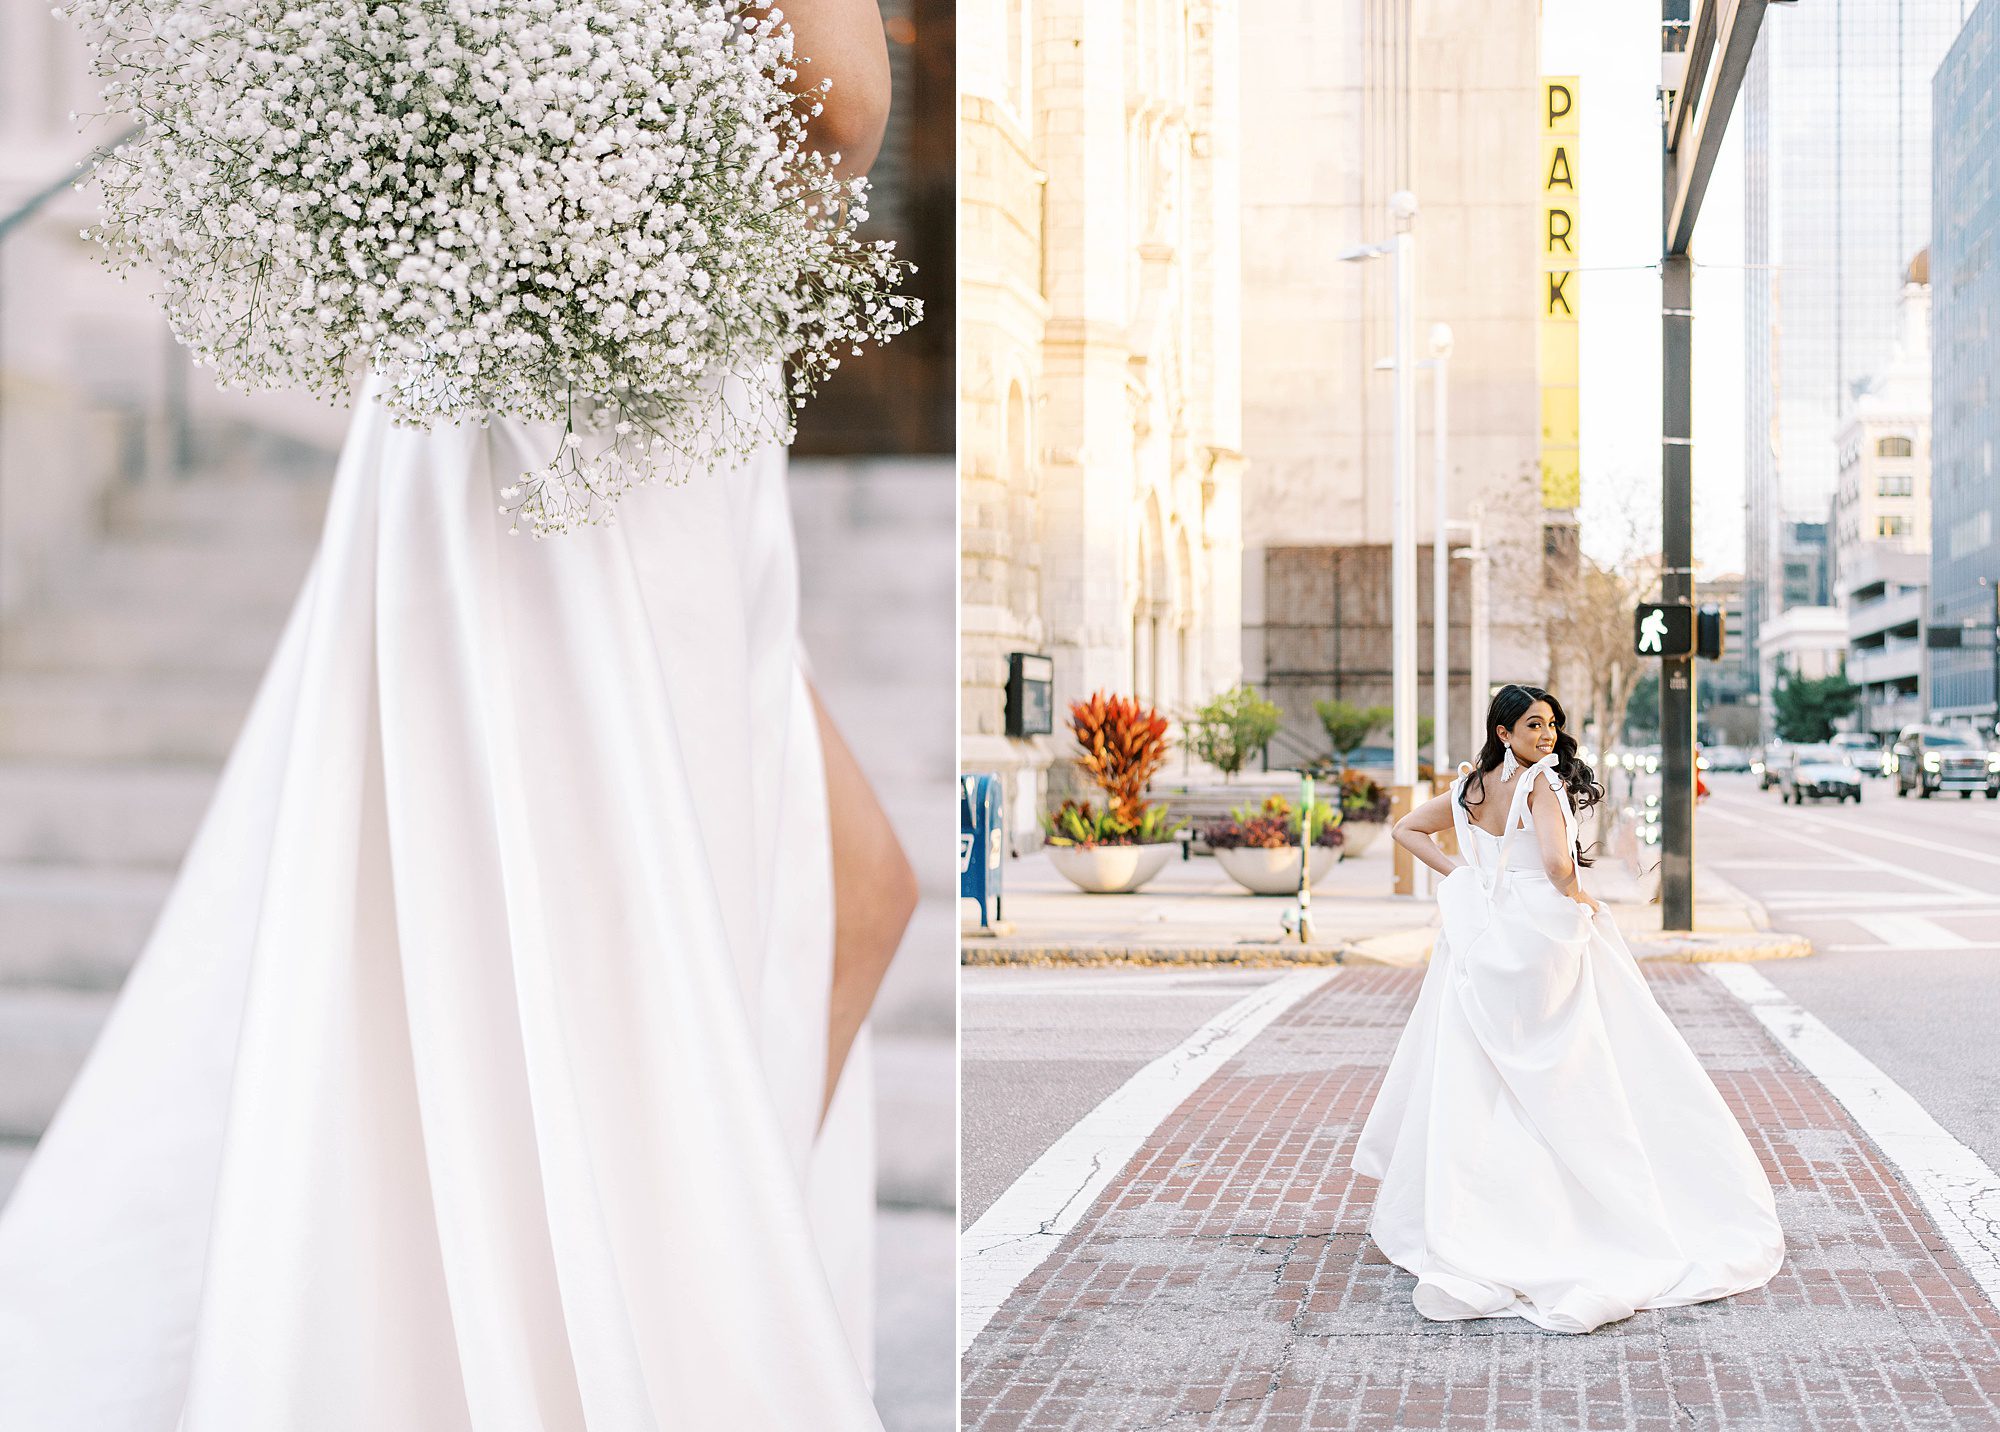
(959, 966, 2000, 1431)
(963, 843, 1809, 967)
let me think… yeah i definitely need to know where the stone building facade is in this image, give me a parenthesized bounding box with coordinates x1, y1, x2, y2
(959, 0, 1244, 841)
(1236, 0, 1549, 766)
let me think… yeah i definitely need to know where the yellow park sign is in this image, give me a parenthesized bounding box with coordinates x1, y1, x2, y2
(1540, 76, 1579, 511)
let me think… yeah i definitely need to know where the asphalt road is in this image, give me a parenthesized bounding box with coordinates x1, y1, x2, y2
(1695, 770, 2000, 1173)
(957, 967, 1285, 1227)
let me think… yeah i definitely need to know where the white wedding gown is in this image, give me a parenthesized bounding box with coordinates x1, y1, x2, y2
(1351, 755, 1784, 1334)
(0, 371, 884, 1429)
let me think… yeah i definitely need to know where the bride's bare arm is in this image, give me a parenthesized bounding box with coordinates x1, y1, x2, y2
(1527, 780, 1599, 910)
(761, 0, 892, 178)
(1391, 790, 1466, 878)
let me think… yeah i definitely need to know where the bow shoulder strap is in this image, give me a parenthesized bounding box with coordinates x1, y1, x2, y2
(1456, 760, 1488, 872)
(1527, 756, 1579, 856)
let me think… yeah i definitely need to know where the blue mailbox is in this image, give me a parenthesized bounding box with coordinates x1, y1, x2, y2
(960, 773, 1005, 931)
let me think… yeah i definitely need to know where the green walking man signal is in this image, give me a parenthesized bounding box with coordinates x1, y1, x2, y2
(1634, 603, 1724, 661)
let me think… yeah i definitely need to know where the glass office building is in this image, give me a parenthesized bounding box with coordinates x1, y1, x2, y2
(1932, 0, 2000, 720)
(1742, 1, 1971, 694)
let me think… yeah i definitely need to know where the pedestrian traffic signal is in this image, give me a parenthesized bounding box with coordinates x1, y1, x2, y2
(1696, 604, 1725, 661)
(1634, 603, 1694, 658)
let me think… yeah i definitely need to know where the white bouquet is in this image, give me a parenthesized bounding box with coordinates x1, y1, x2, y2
(59, 0, 920, 535)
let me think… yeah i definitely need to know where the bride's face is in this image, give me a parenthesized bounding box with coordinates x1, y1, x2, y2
(1499, 700, 1559, 768)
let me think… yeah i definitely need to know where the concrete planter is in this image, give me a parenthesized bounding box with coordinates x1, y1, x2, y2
(1338, 820, 1385, 860)
(1213, 844, 1340, 895)
(1046, 843, 1175, 894)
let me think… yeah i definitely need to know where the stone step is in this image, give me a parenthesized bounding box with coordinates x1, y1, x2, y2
(51, 538, 317, 612)
(0, 863, 167, 990)
(868, 1030, 955, 1213)
(0, 988, 117, 1141)
(0, 671, 253, 763)
(873, 896, 956, 1040)
(0, 601, 292, 678)
(0, 761, 215, 869)
(104, 476, 332, 545)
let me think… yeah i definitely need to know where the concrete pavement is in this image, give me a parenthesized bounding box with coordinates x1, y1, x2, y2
(961, 964, 2000, 1430)
(965, 827, 1807, 969)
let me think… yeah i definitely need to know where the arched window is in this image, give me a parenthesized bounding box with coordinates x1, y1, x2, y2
(1876, 435, 1914, 458)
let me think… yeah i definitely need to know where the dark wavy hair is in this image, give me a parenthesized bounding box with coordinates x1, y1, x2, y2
(1459, 683, 1605, 864)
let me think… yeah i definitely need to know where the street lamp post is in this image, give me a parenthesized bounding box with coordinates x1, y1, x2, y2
(1338, 191, 1423, 893)
(1429, 323, 1454, 779)
(1390, 192, 1419, 801)
(1453, 526, 1490, 762)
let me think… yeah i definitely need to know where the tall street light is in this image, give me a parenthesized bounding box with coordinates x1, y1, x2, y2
(1428, 322, 1454, 779)
(1453, 523, 1491, 763)
(1389, 192, 1419, 801)
(1339, 190, 1421, 891)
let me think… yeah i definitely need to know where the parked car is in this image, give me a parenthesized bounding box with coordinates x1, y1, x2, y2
(1829, 730, 1888, 777)
(1704, 744, 1752, 773)
(1780, 744, 1862, 804)
(1890, 725, 2000, 799)
(1752, 741, 1789, 790)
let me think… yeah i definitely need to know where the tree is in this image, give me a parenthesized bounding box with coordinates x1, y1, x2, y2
(1540, 545, 1662, 756)
(1315, 699, 1390, 762)
(1624, 671, 1660, 742)
(1187, 685, 1282, 779)
(1772, 673, 1858, 743)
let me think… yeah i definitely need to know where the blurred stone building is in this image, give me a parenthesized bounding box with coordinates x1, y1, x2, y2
(1236, 0, 1550, 767)
(958, 0, 1244, 841)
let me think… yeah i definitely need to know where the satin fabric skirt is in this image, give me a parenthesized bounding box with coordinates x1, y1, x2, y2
(1351, 861, 1784, 1334)
(0, 373, 882, 1429)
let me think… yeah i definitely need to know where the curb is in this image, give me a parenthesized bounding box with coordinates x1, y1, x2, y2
(960, 927, 1815, 969)
(960, 943, 1351, 968)
(1627, 932, 1813, 963)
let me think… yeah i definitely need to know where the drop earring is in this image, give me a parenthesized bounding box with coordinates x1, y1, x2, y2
(1501, 745, 1521, 780)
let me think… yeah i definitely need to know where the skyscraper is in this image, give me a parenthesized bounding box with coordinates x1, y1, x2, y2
(1932, 0, 2000, 721)
(1741, 0, 1970, 699)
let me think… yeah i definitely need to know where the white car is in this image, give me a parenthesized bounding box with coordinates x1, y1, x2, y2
(1829, 731, 1887, 777)
(1780, 744, 1862, 805)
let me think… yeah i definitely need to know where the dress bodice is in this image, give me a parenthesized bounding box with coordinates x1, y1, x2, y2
(1451, 755, 1579, 888)
(1465, 816, 1555, 877)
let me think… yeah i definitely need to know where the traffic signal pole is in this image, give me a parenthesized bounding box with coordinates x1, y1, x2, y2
(1659, 0, 1770, 931)
(1661, 252, 1695, 930)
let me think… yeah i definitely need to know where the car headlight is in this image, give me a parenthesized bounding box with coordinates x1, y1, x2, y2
(1924, 754, 1941, 771)
(1987, 755, 2000, 772)
(1751, 761, 1764, 775)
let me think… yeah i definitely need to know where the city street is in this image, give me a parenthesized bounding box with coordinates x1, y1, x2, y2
(1698, 772, 2000, 1174)
(960, 789, 2000, 1430)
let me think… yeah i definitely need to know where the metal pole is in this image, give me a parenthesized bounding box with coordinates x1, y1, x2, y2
(1468, 525, 1490, 755)
(1390, 190, 1418, 792)
(1430, 327, 1453, 779)
(1661, 252, 1696, 930)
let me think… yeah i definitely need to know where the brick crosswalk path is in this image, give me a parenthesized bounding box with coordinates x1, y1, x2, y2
(961, 967, 2000, 1430)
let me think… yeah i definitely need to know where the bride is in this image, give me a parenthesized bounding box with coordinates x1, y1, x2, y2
(1352, 683, 1783, 1334)
(0, 2, 915, 1427)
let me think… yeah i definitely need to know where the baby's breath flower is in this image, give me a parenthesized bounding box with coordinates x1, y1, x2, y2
(59, 0, 920, 535)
